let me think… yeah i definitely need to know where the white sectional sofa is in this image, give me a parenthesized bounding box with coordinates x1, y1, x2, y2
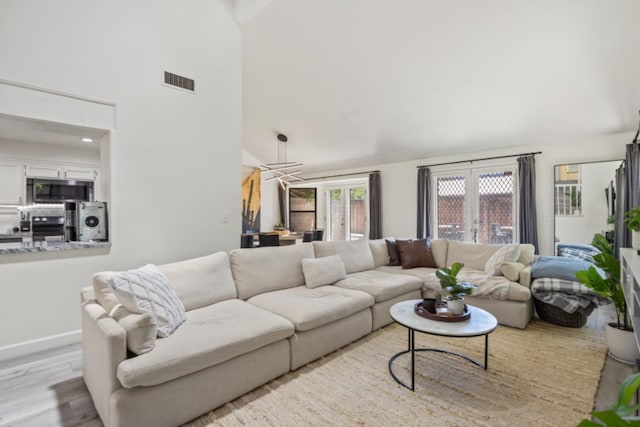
(81, 238, 534, 426)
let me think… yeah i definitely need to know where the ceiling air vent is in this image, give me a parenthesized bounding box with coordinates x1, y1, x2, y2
(163, 71, 195, 92)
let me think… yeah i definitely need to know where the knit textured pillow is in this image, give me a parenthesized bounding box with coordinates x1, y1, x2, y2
(110, 264, 186, 337)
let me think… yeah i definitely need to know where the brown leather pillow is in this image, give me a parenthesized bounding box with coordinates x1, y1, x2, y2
(385, 239, 402, 266)
(397, 239, 437, 269)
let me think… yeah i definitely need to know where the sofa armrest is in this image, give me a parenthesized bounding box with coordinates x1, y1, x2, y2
(519, 265, 532, 288)
(82, 300, 127, 426)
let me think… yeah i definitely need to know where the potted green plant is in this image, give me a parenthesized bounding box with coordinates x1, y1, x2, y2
(607, 215, 615, 232)
(575, 233, 638, 363)
(577, 372, 640, 426)
(625, 207, 640, 249)
(435, 262, 476, 315)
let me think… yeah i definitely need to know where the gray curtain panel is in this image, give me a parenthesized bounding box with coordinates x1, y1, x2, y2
(615, 162, 627, 256)
(278, 184, 286, 226)
(615, 142, 640, 249)
(369, 172, 382, 239)
(625, 142, 640, 215)
(417, 167, 431, 239)
(517, 155, 539, 252)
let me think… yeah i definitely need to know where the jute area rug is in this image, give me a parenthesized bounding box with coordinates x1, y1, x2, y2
(185, 319, 606, 427)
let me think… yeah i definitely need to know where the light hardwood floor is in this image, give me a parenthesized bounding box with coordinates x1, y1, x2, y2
(0, 306, 634, 427)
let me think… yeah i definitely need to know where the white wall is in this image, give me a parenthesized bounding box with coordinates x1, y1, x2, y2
(0, 0, 241, 355)
(262, 132, 634, 255)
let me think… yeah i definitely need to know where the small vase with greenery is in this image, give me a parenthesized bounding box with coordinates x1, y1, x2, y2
(575, 233, 629, 331)
(435, 262, 476, 315)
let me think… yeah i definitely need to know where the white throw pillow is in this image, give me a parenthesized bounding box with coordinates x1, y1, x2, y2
(110, 264, 186, 338)
(117, 311, 157, 354)
(94, 271, 158, 353)
(301, 255, 347, 288)
(500, 261, 526, 282)
(485, 244, 521, 276)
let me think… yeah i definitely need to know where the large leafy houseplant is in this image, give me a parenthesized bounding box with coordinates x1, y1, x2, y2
(435, 262, 476, 300)
(625, 207, 640, 232)
(575, 233, 630, 331)
(577, 372, 640, 426)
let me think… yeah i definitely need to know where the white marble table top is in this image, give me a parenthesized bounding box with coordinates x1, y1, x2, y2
(390, 299, 498, 337)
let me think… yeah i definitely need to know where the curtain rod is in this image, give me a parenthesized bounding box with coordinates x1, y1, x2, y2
(417, 151, 542, 169)
(301, 170, 380, 181)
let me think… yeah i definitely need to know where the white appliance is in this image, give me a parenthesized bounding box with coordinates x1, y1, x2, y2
(77, 201, 108, 242)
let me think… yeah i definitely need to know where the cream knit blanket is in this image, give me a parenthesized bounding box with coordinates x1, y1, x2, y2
(423, 267, 511, 300)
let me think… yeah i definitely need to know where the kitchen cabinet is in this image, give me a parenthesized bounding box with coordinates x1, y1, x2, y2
(64, 166, 97, 181)
(26, 163, 98, 181)
(26, 164, 62, 179)
(0, 161, 25, 205)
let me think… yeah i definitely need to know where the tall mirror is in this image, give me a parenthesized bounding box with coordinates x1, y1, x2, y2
(554, 160, 622, 257)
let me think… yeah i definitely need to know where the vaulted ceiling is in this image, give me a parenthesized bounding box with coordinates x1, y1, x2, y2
(240, 0, 640, 174)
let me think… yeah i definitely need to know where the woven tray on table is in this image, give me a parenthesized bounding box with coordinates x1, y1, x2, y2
(534, 298, 587, 328)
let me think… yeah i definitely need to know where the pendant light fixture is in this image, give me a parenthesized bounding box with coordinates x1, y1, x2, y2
(261, 133, 303, 188)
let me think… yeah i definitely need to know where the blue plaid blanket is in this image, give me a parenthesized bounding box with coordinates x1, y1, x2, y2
(531, 277, 610, 316)
(556, 243, 601, 263)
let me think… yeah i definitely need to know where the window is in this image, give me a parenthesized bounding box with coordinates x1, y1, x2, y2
(554, 164, 582, 216)
(326, 184, 368, 241)
(289, 188, 316, 232)
(433, 165, 516, 244)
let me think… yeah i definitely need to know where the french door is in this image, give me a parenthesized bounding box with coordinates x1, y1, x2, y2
(326, 185, 368, 241)
(432, 166, 516, 244)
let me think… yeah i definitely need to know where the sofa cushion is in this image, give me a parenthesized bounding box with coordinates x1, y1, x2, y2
(385, 239, 401, 266)
(376, 265, 439, 283)
(485, 244, 520, 276)
(158, 251, 236, 311)
(517, 244, 536, 266)
(110, 264, 186, 338)
(230, 243, 314, 300)
(368, 239, 390, 267)
(334, 270, 422, 302)
(446, 241, 501, 270)
(247, 286, 374, 332)
(430, 239, 449, 268)
(397, 239, 437, 269)
(116, 299, 294, 388)
(302, 255, 347, 288)
(93, 272, 158, 353)
(312, 240, 375, 274)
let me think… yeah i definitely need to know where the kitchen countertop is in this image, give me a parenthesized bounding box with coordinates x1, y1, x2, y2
(0, 240, 111, 254)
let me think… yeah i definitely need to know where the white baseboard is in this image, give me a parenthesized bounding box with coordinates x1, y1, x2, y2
(0, 330, 81, 362)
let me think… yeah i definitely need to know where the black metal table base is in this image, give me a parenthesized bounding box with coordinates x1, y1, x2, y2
(388, 327, 489, 391)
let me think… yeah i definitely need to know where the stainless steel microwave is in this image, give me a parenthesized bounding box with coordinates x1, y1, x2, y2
(29, 178, 94, 203)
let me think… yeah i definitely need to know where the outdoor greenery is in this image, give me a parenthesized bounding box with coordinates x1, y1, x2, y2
(330, 188, 366, 201)
(575, 233, 630, 331)
(577, 372, 640, 426)
(435, 262, 476, 300)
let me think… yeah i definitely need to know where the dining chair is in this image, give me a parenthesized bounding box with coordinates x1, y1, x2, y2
(240, 234, 254, 248)
(303, 231, 313, 242)
(312, 229, 324, 241)
(258, 233, 280, 247)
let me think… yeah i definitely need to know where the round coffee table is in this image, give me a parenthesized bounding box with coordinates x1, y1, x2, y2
(388, 299, 498, 391)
